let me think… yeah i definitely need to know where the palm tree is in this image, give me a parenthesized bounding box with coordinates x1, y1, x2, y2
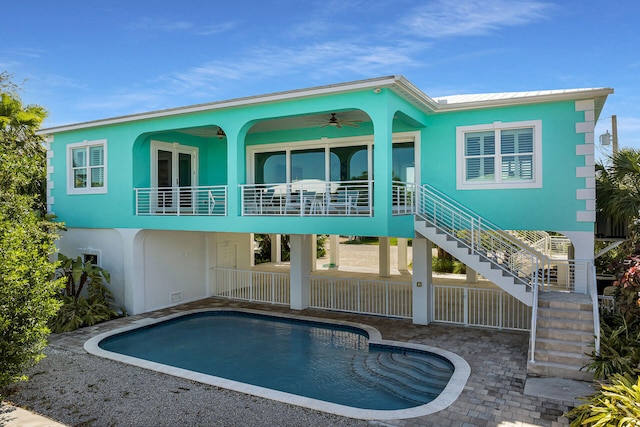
(597, 148, 640, 236)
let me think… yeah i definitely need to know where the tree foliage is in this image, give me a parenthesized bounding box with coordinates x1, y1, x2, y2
(597, 149, 640, 231)
(0, 72, 63, 393)
(49, 254, 120, 333)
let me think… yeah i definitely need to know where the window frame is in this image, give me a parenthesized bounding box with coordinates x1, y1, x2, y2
(66, 139, 108, 194)
(456, 120, 542, 190)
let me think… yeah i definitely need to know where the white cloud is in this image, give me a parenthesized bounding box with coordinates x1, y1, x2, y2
(404, 0, 552, 38)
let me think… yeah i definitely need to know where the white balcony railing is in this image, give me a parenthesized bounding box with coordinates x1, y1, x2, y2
(135, 186, 227, 216)
(240, 180, 373, 217)
(392, 181, 416, 215)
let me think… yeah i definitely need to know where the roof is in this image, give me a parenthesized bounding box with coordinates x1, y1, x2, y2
(41, 76, 613, 134)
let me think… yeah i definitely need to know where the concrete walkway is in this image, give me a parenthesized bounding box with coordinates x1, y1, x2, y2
(0, 403, 67, 427)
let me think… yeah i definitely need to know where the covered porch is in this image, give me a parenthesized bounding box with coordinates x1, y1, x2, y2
(209, 235, 532, 331)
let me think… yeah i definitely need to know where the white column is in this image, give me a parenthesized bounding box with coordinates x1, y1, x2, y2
(249, 233, 255, 267)
(310, 234, 317, 272)
(270, 234, 281, 263)
(379, 236, 391, 277)
(397, 238, 408, 271)
(563, 231, 594, 294)
(412, 233, 432, 325)
(329, 234, 340, 268)
(116, 228, 145, 315)
(290, 234, 312, 310)
(466, 267, 478, 283)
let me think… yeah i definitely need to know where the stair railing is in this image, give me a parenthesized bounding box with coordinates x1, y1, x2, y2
(417, 184, 544, 292)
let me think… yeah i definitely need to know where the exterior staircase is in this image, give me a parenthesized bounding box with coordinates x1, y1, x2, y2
(528, 292, 595, 381)
(414, 184, 598, 380)
(415, 221, 533, 305)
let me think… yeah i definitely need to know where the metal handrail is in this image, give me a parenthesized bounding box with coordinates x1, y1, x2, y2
(417, 184, 542, 292)
(134, 185, 227, 216)
(239, 180, 373, 216)
(590, 262, 601, 355)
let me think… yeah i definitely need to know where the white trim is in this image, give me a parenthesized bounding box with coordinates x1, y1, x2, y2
(39, 74, 612, 135)
(576, 165, 594, 178)
(575, 121, 594, 134)
(456, 120, 542, 190)
(66, 139, 108, 195)
(577, 211, 596, 222)
(576, 144, 594, 156)
(575, 99, 595, 111)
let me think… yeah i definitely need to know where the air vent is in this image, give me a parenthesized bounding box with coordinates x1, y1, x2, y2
(169, 291, 183, 303)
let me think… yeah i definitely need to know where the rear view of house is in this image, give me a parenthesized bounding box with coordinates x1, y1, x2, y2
(44, 75, 612, 379)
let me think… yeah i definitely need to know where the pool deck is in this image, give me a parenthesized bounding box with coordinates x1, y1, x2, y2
(3, 295, 593, 427)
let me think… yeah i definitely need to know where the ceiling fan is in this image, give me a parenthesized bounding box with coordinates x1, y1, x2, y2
(320, 112, 361, 129)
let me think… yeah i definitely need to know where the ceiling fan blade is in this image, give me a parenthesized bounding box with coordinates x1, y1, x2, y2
(336, 123, 342, 129)
(342, 122, 359, 128)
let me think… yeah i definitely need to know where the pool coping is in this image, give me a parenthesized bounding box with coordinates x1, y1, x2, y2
(84, 308, 471, 420)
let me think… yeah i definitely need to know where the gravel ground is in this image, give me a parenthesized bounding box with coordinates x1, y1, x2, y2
(2, 346, 373, 427)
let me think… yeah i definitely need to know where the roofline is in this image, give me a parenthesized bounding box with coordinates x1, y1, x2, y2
(40, 76, 406, 134)
(40, 76, 613, 134)
(432, 88, 614, 116)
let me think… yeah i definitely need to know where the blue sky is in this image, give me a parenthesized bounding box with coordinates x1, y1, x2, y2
(3, 0, 639, 157)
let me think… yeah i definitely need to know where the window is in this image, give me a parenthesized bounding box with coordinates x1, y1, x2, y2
(456, 120, 541, 189)
(67, 139, 107, 194)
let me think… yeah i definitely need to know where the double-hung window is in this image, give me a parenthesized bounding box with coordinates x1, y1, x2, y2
(456, 120, 541, 189)
(67, 139, 107, 194)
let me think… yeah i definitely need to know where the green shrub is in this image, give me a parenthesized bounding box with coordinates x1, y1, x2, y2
(432, 257, 467, 274)
(49, 254, 123, 333)
(585, 313, 640, 380)
(567, 374, 640, 427)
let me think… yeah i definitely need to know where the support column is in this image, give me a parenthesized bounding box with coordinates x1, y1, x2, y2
(329, 234, 340, 268)
(563, 231, 594, 294)
(116, 229, 145, 315)
(310, 234, 317, 272)
(290, 234, 312, 310)
(270, 234, 281, 263)
(379, 236, 391, 277)
(398, 238, 408, 272)
(466, 267, 478, 283)
(412, 233, 432, 325)
(249, 233, 255, 267)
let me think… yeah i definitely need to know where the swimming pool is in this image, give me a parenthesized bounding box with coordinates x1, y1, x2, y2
(85, 309, 470, 420)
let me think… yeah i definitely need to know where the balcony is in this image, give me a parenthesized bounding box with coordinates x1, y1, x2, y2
(133, 181, 415, 217)
(240, 180, 373, 217)
(135, 186, 227, 216)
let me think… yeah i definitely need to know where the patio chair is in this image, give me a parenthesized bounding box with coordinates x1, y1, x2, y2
(328, 189, 360, 215)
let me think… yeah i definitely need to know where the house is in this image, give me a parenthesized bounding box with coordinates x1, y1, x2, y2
(43, 75, 612, 379)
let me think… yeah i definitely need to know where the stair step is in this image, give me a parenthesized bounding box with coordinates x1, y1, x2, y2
(538, 294, 593, 311)
(535, 338, 593, 354)
(536, 327, 594, 343)
(537, 318, 594, 332)
(527, 360, 594, 381)
(538, 307, 594, 321)
(533, 349, 592, 366)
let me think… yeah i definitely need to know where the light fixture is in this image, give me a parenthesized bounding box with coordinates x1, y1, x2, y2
(216, 127, 226, 139)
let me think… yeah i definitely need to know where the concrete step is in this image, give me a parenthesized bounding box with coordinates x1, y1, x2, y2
(536, 327, 594, 344)
(527, 360, 594, 381)
(533, 349, 592, 367)
(538, 306, 594, 322)
(535, 337, 593, 355)
(537, 317, 594, 332)
(538, 294, 593, 311)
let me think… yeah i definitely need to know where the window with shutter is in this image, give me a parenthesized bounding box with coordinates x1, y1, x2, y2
(67, 139, 107, 194)
(456, 120, 541, 190)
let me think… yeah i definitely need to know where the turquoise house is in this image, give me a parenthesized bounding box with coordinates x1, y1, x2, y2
(44, 76, 612, 379)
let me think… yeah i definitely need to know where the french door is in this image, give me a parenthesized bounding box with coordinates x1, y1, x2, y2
(152, 142, 198, 212)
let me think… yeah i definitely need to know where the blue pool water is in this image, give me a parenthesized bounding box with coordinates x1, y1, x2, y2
(98, 311, 455, 410)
